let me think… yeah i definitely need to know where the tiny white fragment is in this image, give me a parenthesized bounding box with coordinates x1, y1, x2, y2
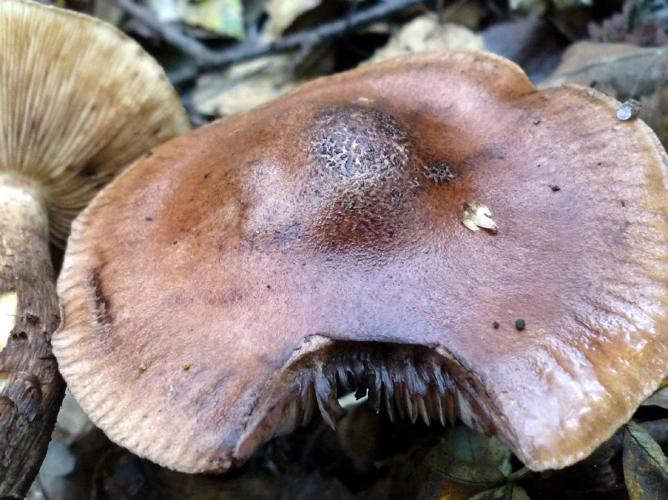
(338, 390, 369, 409)
(0, 291, 18, 351)
(354, 97, 373, 105)
(616, 99, 641, 121)
(462, 202, 498, 234)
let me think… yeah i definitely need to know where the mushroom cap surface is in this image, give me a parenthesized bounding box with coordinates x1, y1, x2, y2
(54, 51, 668, 473)
(0, 0, 190, 242)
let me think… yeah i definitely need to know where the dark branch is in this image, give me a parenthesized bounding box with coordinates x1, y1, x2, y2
(110, 0, 212, 62)
(112, 0, 426, 86)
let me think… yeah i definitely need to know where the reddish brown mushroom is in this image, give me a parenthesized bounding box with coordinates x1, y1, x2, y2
(54, 50, 668, 473)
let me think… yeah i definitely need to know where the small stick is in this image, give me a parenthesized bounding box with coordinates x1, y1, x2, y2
(112, 0, 426, 85)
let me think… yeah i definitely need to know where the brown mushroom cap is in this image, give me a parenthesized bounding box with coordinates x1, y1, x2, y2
(54, 51, 668, 473)
(0, 0, 190, 243)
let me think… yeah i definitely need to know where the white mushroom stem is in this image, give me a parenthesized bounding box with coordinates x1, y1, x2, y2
(0, 173, 65, 497)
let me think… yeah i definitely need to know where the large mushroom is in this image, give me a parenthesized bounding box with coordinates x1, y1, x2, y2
(0, 0, 189, 495)
(54, 50, 668, 474)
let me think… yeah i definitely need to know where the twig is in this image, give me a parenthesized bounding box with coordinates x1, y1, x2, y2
(110, 0, 212, 61)
(112, 0, 426, 85)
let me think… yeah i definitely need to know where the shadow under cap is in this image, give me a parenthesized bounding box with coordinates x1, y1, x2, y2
(53, 50, 668, 473)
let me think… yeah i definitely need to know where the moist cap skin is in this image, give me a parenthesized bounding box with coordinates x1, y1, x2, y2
(54, 51, 668, 474)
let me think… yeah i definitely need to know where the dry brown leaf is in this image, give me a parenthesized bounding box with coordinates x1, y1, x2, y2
(544, 41, 668, 145)
(193, 55, 297, 117)
(367, 14, 482, 63)
(266, 0, 321, 35)
(443, 0, 488, 30)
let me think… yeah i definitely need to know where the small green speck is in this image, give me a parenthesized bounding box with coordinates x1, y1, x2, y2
(515, 319, 526, 331)
(182, 363, 191, 371)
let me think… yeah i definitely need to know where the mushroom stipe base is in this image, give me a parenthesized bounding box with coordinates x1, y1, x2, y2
(0, 177, 65, 496)
(0, 0, 188, 493)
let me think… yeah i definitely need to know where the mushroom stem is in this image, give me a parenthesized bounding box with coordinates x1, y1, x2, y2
(0, 174, 65, 498)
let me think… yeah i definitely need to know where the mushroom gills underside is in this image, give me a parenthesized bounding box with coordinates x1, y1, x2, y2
(234, 341, 498, 463)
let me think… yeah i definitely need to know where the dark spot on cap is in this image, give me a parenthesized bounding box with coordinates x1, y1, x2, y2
(515, 319, 526, 331)
(550, 185, 561, 192)
(492, 321, 500, 329)
(424, 160, 456, 184)
(204, 172, 210, 179)
(89, 268, 112, 328)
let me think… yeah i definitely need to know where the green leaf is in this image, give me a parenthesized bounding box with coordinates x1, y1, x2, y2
(185, 0, 245, 39)
(266, 0, 321, 35)
(623, 422, 668, 500)
(426, 426, 513, 487)
(643, 384, 668, 410)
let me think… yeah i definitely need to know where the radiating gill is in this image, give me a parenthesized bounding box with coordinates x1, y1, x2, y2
(241, 345, 500, 459)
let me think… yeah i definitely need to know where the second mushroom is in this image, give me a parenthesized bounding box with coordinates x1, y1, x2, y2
(0, 1, 189, 495)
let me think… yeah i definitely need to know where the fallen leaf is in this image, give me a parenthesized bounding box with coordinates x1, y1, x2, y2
(92, 2, 123, 25)
(589, 0, 668, 46)
(147, 0, 245, 39)
(427, 426, 512, 484)
(146, 0, 184, 22)
(367, 14, 482, 64)
(544, 42, 668, 145)
(193, 55, 296, 117)
(623, 422, 668, 500)
(643, 385, 668, 410)
(185, 0, 245, 39)
(443, 0, 488, 30)
(483, 16, 568, 83)
(409, 426, 515, 499)
(508, 0, 547, 13)
(509, 0, 591, 12)
(266, 0, 322, 35)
